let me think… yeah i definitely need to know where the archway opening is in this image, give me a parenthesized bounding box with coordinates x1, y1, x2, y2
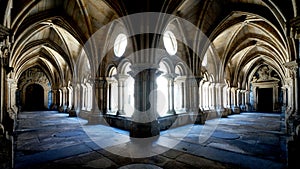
(257, 88, 273, 112)
(25, 84, 45, 111)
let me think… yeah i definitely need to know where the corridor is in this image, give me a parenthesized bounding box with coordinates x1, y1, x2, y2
(14, 111, 287, 169)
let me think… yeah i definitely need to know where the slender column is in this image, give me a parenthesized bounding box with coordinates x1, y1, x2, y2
(6, 78, 17, 113)
(0, 48, 7, 125)
(245, 90, 250, 111)
(226, 86, 231, 111)
(203, 81, 210, 110)
(99, 78, 107, 114)
(115, 74, 128, 115)
(199, 81, 204, 110)
(281, 86, 287, 112)
(216, 83, 226, 115)
(164, 73, 177, 114)
(209, 83, 216, 110)
(231, 87, 240, 114)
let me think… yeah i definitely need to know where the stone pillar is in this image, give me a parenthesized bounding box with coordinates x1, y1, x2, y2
(286, 16, 300, 168)
(192, 77, 206, 124)
(51, 89, 57, 108)
(164, 73, 177, 115)
(231, 87, 240, 114)
(226, 86, 231, 113)
(216, 83, 226, 117)
(129, 68, 161, 138)
(0, 26, 10, 131)
(6, 78, 17, 114)
(273, 84, 279, 112)
(202, 81, 210, 110)
(80, 83, 86, 110)
(245, 90, 250, 111)
(87, 79, 104, 124)
(115, 74, 128, 116)
(281, 86, 287, 112)
(284, 61, 298, 115)
(98, 78, 107, 114)
(0, 48, 7, 126)
(209, 83, 216, 110)
(73, 83, 80, 112)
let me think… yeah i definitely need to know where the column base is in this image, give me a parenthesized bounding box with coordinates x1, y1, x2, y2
(88, 113, 105, 125)
(78, 110, 105, 125)
(58, 106, 64, 113)
(232, 106, 241, 114)
(130, 120, 160, 138)
(222, 108, 231, 117)
(193, 110, 207, 124)
(68, 109, 77, 117)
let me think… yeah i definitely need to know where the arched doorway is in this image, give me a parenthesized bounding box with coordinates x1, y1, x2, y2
(25, 84, 44, 111)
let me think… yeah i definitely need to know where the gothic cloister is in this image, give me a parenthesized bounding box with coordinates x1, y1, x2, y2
(0, 0, 300, 168)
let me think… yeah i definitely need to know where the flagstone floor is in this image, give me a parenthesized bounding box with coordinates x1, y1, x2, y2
(13, 111, 288, 169)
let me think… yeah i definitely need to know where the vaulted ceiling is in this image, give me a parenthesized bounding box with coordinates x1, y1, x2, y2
(1, 0, 298, 89)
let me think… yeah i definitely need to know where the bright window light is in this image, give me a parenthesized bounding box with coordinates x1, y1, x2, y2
(114, 33, 127, 57)
(163, 31, 177, 55)
(156, 75, 169, 116)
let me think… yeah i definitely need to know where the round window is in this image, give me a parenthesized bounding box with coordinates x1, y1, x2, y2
(163, 31, 177, 55)
(114, 33, 127, 57)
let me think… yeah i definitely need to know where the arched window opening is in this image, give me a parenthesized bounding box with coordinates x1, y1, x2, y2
(174, 65, 185, 113)
(156, 62, 169, 117)
(107, 67, 118, 115)
(123, 64, 134, 117)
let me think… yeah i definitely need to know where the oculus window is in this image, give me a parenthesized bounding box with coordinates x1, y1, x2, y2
(114, 33, 127, 57)
(163, 31, 177, 55)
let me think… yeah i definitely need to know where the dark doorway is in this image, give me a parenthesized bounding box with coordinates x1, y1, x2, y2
(257, 88, 273, 112)
(25, 84, 44, 111)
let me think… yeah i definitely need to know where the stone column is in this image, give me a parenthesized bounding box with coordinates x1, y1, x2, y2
(281, 86, 287, 112)
(193, 77, 206, 124)
(87, 79, 104, 124)
(6, 78, 17, 114)
(115, 74, 128, 116)
(231, 87, 240, 114)
(245, 90, 250, 111)
(0, 26, 10, 132)
(216, 83, 226, 117)
(226, 86, 231, 113)
(273, 84, 279, 112)
(98, 78, 107, 114)
(209, 83, 216, 110)
(201, 81, 208, 110)
(284, 61, 298, 115)
(129, 68, 161, 138)
(164, 73, 177, 115)
(0, 47, 7, 126)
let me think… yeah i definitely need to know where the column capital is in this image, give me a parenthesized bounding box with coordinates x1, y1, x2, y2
(163, 73, 178, 80)
(113, 74, 129, 82)
(289, 16, 300, 38)
(128, 63, 159, 77)
(284, 60, 299, 72)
